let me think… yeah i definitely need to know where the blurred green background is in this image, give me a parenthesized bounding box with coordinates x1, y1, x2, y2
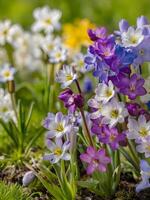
(0, 0, 150, 30)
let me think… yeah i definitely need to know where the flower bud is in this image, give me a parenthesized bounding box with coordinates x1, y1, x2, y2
(22, 171, 36, 186)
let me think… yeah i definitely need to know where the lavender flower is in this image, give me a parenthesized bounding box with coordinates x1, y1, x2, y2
(44, 138, 70, 164)
(43, 112, 71, 139)
(80, 146, 111, 174)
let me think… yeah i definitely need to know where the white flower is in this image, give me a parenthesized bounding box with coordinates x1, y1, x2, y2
(101, 98, 128, 127)
(0, 64, 16, 82)
(0, 89, 15, 122)
(41, 35, 61, 54)
(95, 80, 115, 104)
(72, 53, 86, 73)
(121, 27, 144, 47)
(0, 20, 11, 45)
(43, 138, 71, 164)
(127, 115, 150, 142)
(49, 46, 68, 63)
(140, 76, 150, 103)
(7, 24, 23, 47)
(43, 112, 71, 139)
(32, 6, 62, 33)
(56, 65, 77, 88)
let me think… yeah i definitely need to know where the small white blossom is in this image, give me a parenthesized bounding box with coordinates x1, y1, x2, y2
(101, 98, 128, 127)
(7, 24, 23, 47)
(56, 65, 77, 88)
(0, 20, 11, 45)
(127, 115, 150, 143)
(136, 137, 150, 158)
(121, 27, 144, 47)
(72, 53, 86, 73)
(0, 64, 16, 82)
(49, 46, 68, 63)
(32, 6, 62, 33)
(95, 80, 115, 104)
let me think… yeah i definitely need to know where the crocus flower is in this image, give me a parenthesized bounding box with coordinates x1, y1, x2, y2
(56, 65, 77, 88)
(118, 73, 146, 100)
(43, 112, 71, 139)
(44, 138, 70, 164)
(0, 64, 16, 82)
(80, 146, 111, 175)
(136, 160, 150, 193)
(59, 89, 84, 113)
(119, 19, 129, 33)
(137, 16, 149, 29)
(88, 98, 104, 119)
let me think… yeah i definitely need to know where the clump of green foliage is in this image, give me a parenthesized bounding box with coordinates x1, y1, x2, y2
(0, 181, 32, 200)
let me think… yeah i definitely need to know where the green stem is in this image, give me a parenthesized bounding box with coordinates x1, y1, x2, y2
(10, 93, 18, 121)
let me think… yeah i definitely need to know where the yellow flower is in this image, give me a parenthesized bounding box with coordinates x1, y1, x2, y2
(62, 19, 95, 52)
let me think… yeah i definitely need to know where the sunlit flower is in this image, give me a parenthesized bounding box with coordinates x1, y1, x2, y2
(32, 6, 62, 33)
(0, 64, 16, 82)
(56, 65, 77, 88)
(43, 112, 71, 139)
(7, 24, 23, 47)
(101, 98, 128, 127)
(127, 115, 150, 142)
(49, 46, 68, 63)
(43, 138, 70, 164)
(80, 146, 111, 174)
(121, 27, 144, 47)
(95, 80, 115, 104)
(63, 19, 95, 51)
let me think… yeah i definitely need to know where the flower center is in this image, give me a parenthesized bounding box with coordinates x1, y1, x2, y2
(110, 134, 116, 142)
(3, 71, 11, 77)
(54, 148, 62, 156)
(139, 127, 149, 137)
(130, 85, 135, 91)
(44, 18, 52, 25)
(130, 36, 138, 44)
(105, 89, 112, 97)
(56, 123, 64, 132)
(66, 74, 73, 81)
(55, 52, 61, 59)
(111, 109, 119, 118)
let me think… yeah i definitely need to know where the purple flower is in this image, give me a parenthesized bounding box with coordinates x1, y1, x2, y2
(59, 89, 84, 113)
(133, 36, 150, 65)
(137, 16, 149, 29)
(118, 74, 146, 100)
(80, 146, 111, 175)
(91, 121, 126, 150)
(88, 27, 107, 42)
(126, 102, 141, 116)
(109, 45, 137, 73)
(136, 160, 150, 193)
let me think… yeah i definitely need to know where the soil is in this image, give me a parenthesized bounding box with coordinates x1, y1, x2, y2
(0, 166, 150, 200)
